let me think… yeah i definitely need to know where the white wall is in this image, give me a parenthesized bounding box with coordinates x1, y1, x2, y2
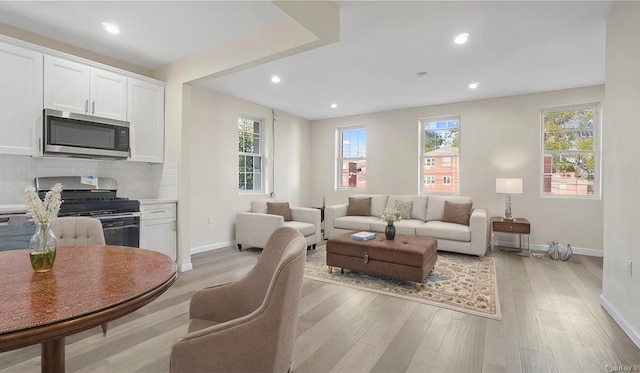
(601, 2, 640, 347)
(311, 86, 605, 252)
(187, 86, 311, 252)
(0, 154, 157, 203)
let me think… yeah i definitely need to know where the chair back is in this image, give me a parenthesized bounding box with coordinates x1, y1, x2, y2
(50, 217, 106, 246)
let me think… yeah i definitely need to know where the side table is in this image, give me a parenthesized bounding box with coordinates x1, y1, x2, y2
(491, 217, 531, 256)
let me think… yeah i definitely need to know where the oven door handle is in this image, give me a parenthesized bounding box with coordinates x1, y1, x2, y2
(93, 212, 141, 221)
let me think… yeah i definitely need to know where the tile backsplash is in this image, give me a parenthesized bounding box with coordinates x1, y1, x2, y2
(0, 154, 160, 203)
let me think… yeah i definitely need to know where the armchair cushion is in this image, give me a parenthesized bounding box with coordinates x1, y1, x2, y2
(267, 202, 292, 221)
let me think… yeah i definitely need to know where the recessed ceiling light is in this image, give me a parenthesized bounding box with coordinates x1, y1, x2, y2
(454, 33, 470, 44)
(101, 22, 120, 35)
(416, 72, 428, 78)
(468, 82, 480, 89)
(271, 75, 281, 83)
(330, 103, 337, 109)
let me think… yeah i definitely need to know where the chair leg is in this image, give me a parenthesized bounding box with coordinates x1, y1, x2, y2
(237, 244, 242, 251)
(312, 244, 316, 250)
(101, 323, 108, 336)
(307, 245, 311, 250)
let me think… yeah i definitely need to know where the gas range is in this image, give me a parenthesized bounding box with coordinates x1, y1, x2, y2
(35, 176, 140, 247)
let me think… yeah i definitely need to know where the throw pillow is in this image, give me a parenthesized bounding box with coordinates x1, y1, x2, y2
(347, 197, 372, 216)
(441, 201, 473, 226)
(394, 200, 412, 220)
(267, 202, 293, 221)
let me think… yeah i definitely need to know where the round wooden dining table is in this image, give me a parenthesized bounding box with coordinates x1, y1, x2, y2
(0, 245, 177, 373)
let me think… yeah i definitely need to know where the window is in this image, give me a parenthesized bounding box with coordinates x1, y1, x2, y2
(425, 158, 435, 167)
(238, 117, 263, 192)
(338, 127, 366, 189)
(420, 116, 460, 193)
(542, 104, 600, 198)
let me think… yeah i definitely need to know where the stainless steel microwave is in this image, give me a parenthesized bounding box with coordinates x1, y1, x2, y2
(43, 109, 130, 159)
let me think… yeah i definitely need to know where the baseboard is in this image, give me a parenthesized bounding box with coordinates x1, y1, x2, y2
(493, 240, 603, 257)
(600, 294, 640, 349)
(178, 263, 193, 272)
(190, 241, 233, 255)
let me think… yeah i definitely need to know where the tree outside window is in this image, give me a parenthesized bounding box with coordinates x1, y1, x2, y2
(338, 127, 366, 189)
(238, 117, 263, 192)
(542, 104, 599, 197)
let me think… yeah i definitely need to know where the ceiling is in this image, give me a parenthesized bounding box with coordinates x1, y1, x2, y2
(0, 1, 612, 121)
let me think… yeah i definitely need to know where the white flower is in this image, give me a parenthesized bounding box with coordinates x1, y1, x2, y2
(24, 183, 63, 225)
(380, 207, 402, 225)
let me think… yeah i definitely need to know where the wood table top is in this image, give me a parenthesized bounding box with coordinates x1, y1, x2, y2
(0, 245, 177, 350)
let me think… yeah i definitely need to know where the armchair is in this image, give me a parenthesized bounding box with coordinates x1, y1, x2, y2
(235, 201, 321, 251)
(170, 227, 307, 373)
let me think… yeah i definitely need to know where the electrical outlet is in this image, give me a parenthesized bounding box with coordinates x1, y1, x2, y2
(627, 260, 633, 278)
(207, 216, 214, 224)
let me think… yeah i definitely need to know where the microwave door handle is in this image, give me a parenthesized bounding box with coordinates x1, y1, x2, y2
(92, 101, 95, 115)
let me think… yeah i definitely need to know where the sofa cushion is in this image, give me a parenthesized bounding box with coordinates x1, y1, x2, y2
(370, 219, 424, 235)
(416, 221, 471, 242)
(250, 201, 268, 214)
(351, 194, 388, 217)
(283, 221, 316, 236)
(267, 202, 292, 221)
(386, 195, 427, 221)
(441, 201, 473, 226)
(347, 197, 371, 216)
(425, 196, 472, 222)
(394, 200, 412, 220)
(334, 216, 379, 231)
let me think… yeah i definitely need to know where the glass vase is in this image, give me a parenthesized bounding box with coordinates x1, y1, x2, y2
(29, 223, 57, 272)
(385, 224, 396, 240)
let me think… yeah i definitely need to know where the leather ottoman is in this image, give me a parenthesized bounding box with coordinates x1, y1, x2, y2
(326, 232, 437, 291)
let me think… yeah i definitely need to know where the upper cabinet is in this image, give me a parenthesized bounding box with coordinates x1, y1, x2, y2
(44, 55, 127, 121)
(0, 41, 43, 156)
(128, 78, 165, 163)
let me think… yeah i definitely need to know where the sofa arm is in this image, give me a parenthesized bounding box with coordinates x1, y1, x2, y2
(235, 212, 284, 249)
(470, 208, 488, 256)
(324, 203, 348, 239)
(290, 207, 322, 243)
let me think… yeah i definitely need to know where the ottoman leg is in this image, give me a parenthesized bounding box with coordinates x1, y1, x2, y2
(415, 283, 422, 292)
(327, 266, 332, 274)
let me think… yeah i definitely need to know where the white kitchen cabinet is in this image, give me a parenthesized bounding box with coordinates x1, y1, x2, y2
(0, 41, 43, 156)
(128, 78, 165, 163)
(140, 202, 176, 261)
(44, 55, 127, 121)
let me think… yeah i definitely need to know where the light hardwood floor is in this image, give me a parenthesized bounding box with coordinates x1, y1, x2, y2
(1, 246, 639, 372)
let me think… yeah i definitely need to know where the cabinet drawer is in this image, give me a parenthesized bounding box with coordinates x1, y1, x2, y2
(493, 221, 530, 234)
(141, 203, 175, 220)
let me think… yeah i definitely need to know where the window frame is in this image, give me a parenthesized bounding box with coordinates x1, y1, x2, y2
(419, 115, 461, 195)
(443, 175, 451, 185)
(336, 126, 367, 190)
(425, 158, 435, 167)
(540, 103, 601, 199)
(238, 115, 265, 193)
(425, 175, 436, 185)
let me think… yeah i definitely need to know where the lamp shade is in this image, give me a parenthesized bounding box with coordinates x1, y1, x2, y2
(496, 178, 523, 194)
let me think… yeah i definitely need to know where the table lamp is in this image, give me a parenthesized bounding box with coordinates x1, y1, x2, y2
(496, 178, 523, 221)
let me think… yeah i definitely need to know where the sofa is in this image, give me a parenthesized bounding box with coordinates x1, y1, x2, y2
(325, 195, 488, 256)
(235, 201, 322, 251)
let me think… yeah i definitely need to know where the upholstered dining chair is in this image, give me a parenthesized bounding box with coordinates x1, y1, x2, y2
(170, 227, 307, 373)
(50, 216, 107, 335)
(50, 216, 106, 246)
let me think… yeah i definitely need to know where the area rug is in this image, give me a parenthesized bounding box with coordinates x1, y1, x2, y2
(304, 245, 501, 320)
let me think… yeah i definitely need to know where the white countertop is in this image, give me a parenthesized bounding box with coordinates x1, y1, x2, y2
(137, 199, 177, 205)
(0, 204, 27, 214)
